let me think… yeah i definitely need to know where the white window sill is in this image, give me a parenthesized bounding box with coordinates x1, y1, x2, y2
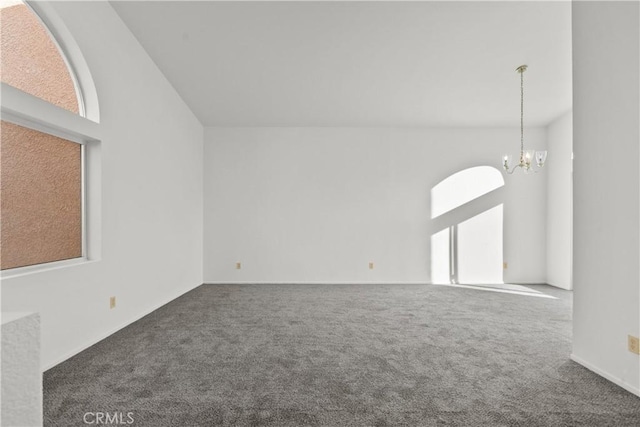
(0, 257, 98, 280)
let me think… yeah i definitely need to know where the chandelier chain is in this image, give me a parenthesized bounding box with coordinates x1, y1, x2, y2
(520, 67, 524, 157)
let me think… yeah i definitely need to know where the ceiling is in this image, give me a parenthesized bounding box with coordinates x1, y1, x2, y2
(111, 1, 572, 128)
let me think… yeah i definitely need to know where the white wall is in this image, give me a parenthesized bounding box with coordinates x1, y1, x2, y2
(204, 127, 547, 285)
(1, 313, 41, 426)
(1, 2, 203, 369)
(572, 1, 640, 395)
(546, 111, 573, 290)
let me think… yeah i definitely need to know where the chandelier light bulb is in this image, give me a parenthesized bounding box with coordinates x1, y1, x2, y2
(535, 150, 548, 167)
(503, 154, 512, 170)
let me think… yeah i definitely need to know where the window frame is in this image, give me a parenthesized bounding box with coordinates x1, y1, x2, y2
(2, 113, 88, 270)
(0, 0, 100, 277)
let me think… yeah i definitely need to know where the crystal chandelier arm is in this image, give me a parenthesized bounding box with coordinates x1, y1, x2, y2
(506, 164, 539, 174)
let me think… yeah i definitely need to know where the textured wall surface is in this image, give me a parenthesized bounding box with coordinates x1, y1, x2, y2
(0, 3, 78, 113)
(1, 121, 82, 270)
(1, 312, 42, 426)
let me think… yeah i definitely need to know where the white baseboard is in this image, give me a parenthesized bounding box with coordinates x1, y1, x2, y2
(43, 282, 202, 371)
(202, 281, 554, 286)
(570, 353, 640, 397)
(545, 280, 573, 291)
(203, 281, 430, 285)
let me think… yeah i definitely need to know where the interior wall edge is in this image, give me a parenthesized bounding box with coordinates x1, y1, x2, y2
(570, 353, 640, 398)
(202, 282, 551, 286)
(41, 281, 203, 372)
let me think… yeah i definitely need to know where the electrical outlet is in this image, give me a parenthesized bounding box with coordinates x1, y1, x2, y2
(369, 262, 374, 270)
(503, 262, 508, 269)
(628, 335, 640, 355)
(236, 262, 241, 270)
(110, 296, 116, 309)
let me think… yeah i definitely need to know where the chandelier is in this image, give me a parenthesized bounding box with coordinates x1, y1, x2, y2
(502, 65, 547, 174)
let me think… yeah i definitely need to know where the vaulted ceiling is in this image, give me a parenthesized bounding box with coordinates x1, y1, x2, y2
(111, 1, 572, 127)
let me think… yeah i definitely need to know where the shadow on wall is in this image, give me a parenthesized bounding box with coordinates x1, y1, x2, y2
(429, 166, 505, 284)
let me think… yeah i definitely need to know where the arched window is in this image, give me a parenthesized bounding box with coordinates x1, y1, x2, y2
(0, 0, 81, 114)
(0, 0, 99, 272)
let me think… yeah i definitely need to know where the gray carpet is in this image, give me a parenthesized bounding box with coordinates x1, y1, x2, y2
(44, 283, 640, 426)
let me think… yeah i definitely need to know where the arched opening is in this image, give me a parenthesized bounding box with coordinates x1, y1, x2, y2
(430, 166, 505, 284)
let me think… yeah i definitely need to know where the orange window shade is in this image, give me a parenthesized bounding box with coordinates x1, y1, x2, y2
(0, 2, 79, 114)
(0, 121, 82, 270)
